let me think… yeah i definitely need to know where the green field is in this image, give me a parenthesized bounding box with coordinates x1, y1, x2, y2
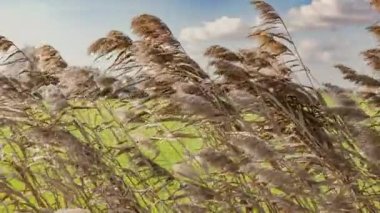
(0, 96, 378, 212)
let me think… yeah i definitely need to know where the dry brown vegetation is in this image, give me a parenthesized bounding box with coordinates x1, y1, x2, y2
(0, 0, 378, 212)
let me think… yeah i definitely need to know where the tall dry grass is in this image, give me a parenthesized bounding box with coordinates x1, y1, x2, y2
(0, 0, 378, 212)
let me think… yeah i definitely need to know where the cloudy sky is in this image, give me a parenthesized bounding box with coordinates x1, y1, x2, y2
(0, 0, 379, 86)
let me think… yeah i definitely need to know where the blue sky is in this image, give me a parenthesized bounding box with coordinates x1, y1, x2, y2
(0, 0, 378, 86)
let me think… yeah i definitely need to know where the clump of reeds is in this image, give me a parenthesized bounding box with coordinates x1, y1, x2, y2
(0, 0, 378, 212)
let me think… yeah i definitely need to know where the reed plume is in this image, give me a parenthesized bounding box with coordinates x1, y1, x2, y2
(35, 45, 67, 73)
(371, 0, 380, 12)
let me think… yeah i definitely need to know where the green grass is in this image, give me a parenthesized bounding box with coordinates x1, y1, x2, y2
(1, 100, 206, 210)
(0, 98, 379, 212)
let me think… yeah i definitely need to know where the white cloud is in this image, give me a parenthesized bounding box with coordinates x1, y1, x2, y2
(297, 36, 359, 68)
(299, 39, 338, 63)
(179, 16, 247, 43)
(294, 33, 378, 87)
(287, 0, 379, 31)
